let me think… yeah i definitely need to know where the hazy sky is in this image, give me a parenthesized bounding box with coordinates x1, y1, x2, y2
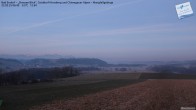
(0, 0, 196, 63)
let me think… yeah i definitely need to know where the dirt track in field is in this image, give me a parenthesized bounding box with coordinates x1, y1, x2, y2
(30, 80, 196, 110)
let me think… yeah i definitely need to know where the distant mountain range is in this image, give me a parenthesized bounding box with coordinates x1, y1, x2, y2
(0, 54, 74, 60)
(0, 58, 108, 73)
(1, 57, 196, 74)
(25, 58, 108, 67)
(0, 58, 24, 72)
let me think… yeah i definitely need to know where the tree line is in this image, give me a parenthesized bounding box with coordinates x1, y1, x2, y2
(0, 66, 79, 86)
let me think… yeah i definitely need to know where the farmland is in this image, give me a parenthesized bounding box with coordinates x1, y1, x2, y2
(0, 73, 142, 110)
(30, 79, 196, 110)
(1, 72, 196, 110)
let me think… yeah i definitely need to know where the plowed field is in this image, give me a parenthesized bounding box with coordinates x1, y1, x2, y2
(31, 80, 196, 110)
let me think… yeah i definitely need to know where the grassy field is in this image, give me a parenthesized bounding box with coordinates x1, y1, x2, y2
(0, 73, 142, 110)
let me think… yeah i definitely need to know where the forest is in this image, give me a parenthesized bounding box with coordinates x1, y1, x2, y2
(0, 66, 79, 86)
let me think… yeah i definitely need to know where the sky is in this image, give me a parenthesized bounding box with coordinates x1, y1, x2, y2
(0, 0, 196, 63)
